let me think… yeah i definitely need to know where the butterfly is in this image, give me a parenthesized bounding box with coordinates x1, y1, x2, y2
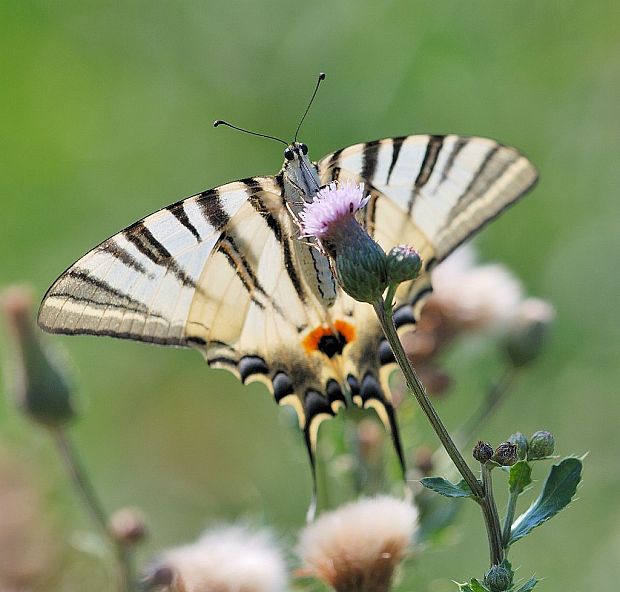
(37, 86, 538, 488)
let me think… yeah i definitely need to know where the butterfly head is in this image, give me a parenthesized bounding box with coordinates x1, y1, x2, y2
(282, 142, 321, 204)
(283, 141, 308, 162)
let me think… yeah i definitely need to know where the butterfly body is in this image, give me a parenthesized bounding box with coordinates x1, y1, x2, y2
(38, 132, 538, 477)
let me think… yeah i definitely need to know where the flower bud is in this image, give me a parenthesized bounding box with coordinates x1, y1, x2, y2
(109, 507, 147, 545)
(473, 441, 493, 464)
(504, 298, 555, 368)
(508, 432, 528, 461)
(1, 287, 76, 427)
(385, 244, 422, 285)
(527, 430, 555, 460)
(333, 224, 388, 303)
(493, 442, 518, 466)
(484, 565, 512, 591)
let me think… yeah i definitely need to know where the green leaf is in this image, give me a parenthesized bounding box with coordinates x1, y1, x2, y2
(510, 457, 582, 544)
(513, 576, 538, 592)
(469, 579, 488, 592)
(456, 579, 491, 592)
(420, 477, 474, 498)
(509, 461, 532, 495)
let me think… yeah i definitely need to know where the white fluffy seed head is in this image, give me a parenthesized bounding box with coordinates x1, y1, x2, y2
(431, 245, 523, 333)
(297, 496, 418, 592)
(153, 525, 288, 592)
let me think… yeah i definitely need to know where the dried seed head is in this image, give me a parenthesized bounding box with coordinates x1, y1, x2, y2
(297, 496, 418, 592)
(493, 442, 518, 466)
(472, 441, 494, 464)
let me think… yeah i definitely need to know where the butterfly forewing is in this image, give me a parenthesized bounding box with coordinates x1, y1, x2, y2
(319, 134, 538, 263)
(39, 179, 277, 342)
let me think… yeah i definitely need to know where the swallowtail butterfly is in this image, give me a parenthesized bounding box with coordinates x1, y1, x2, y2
(38, 77, 538, 486)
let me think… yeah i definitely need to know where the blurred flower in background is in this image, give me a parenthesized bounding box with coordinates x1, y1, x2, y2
(144, 525, 288, 592)
(0, 450, 58, 590)
(297, 496, 418, 592)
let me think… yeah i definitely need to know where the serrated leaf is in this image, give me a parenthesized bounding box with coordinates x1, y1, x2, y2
(420, 477, 473, 498)
(469, 579, 488, 592)
(513, 576, 538, 591)
(457, 584, 473, 592)
(510, 457, 582, 544)
(509, 461, 532, 495)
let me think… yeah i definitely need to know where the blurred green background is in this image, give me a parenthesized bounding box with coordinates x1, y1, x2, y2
(1, 1, 619, 590)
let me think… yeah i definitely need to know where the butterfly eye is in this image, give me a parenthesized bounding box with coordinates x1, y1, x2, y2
(284, 147, 295, 161)
(300, 143, 308, 155)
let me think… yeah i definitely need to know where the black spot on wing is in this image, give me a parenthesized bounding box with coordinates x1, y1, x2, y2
(393, 305, 416, 329)
(304, 389, 334, 421)
(326, 379, 346, 407)
(272, 371, 294, 403)
(317, 333, 346, 358)
(239, 355, 269, 383)
(378, 339, 395, 365)
(347, 374, 360, 397)
(360, 373, 385, 405)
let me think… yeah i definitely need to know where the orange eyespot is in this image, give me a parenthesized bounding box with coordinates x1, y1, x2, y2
(302, 320, 356, 358)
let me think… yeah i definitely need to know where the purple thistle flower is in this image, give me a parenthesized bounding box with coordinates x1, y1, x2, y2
(299, 181, 370, 239)
(299, 181, 387, 303)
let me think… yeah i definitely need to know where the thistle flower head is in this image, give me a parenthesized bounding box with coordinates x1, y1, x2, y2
(299, 181, 369, 239)
(145, 525, 287, 592)
(297, 496, 418, 592)
(299, 181, 388, 303)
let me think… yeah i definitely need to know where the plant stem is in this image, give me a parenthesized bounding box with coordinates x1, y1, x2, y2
(52, 428, 133, 592)
(373, 299, 482, 497)
(374, 297, 508, 566)
(481, 464, 504, 565)
(502, 490, 519, 549)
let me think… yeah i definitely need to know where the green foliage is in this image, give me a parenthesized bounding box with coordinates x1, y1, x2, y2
(508, 461, 532, 495)
(512, 577, 538, 592)
(420, 477, 475, 498)
(510, 457, 582, 544)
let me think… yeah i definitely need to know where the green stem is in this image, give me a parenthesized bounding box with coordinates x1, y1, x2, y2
(52, 428, 133, 592)
(481, 464, 504, 565)
(373, 299, 483, 497)
(502, 491, 519, 549)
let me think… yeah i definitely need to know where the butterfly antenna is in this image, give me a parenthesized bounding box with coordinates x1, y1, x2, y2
(294, 72, 326, 142)
(213, 120, 288, 146)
